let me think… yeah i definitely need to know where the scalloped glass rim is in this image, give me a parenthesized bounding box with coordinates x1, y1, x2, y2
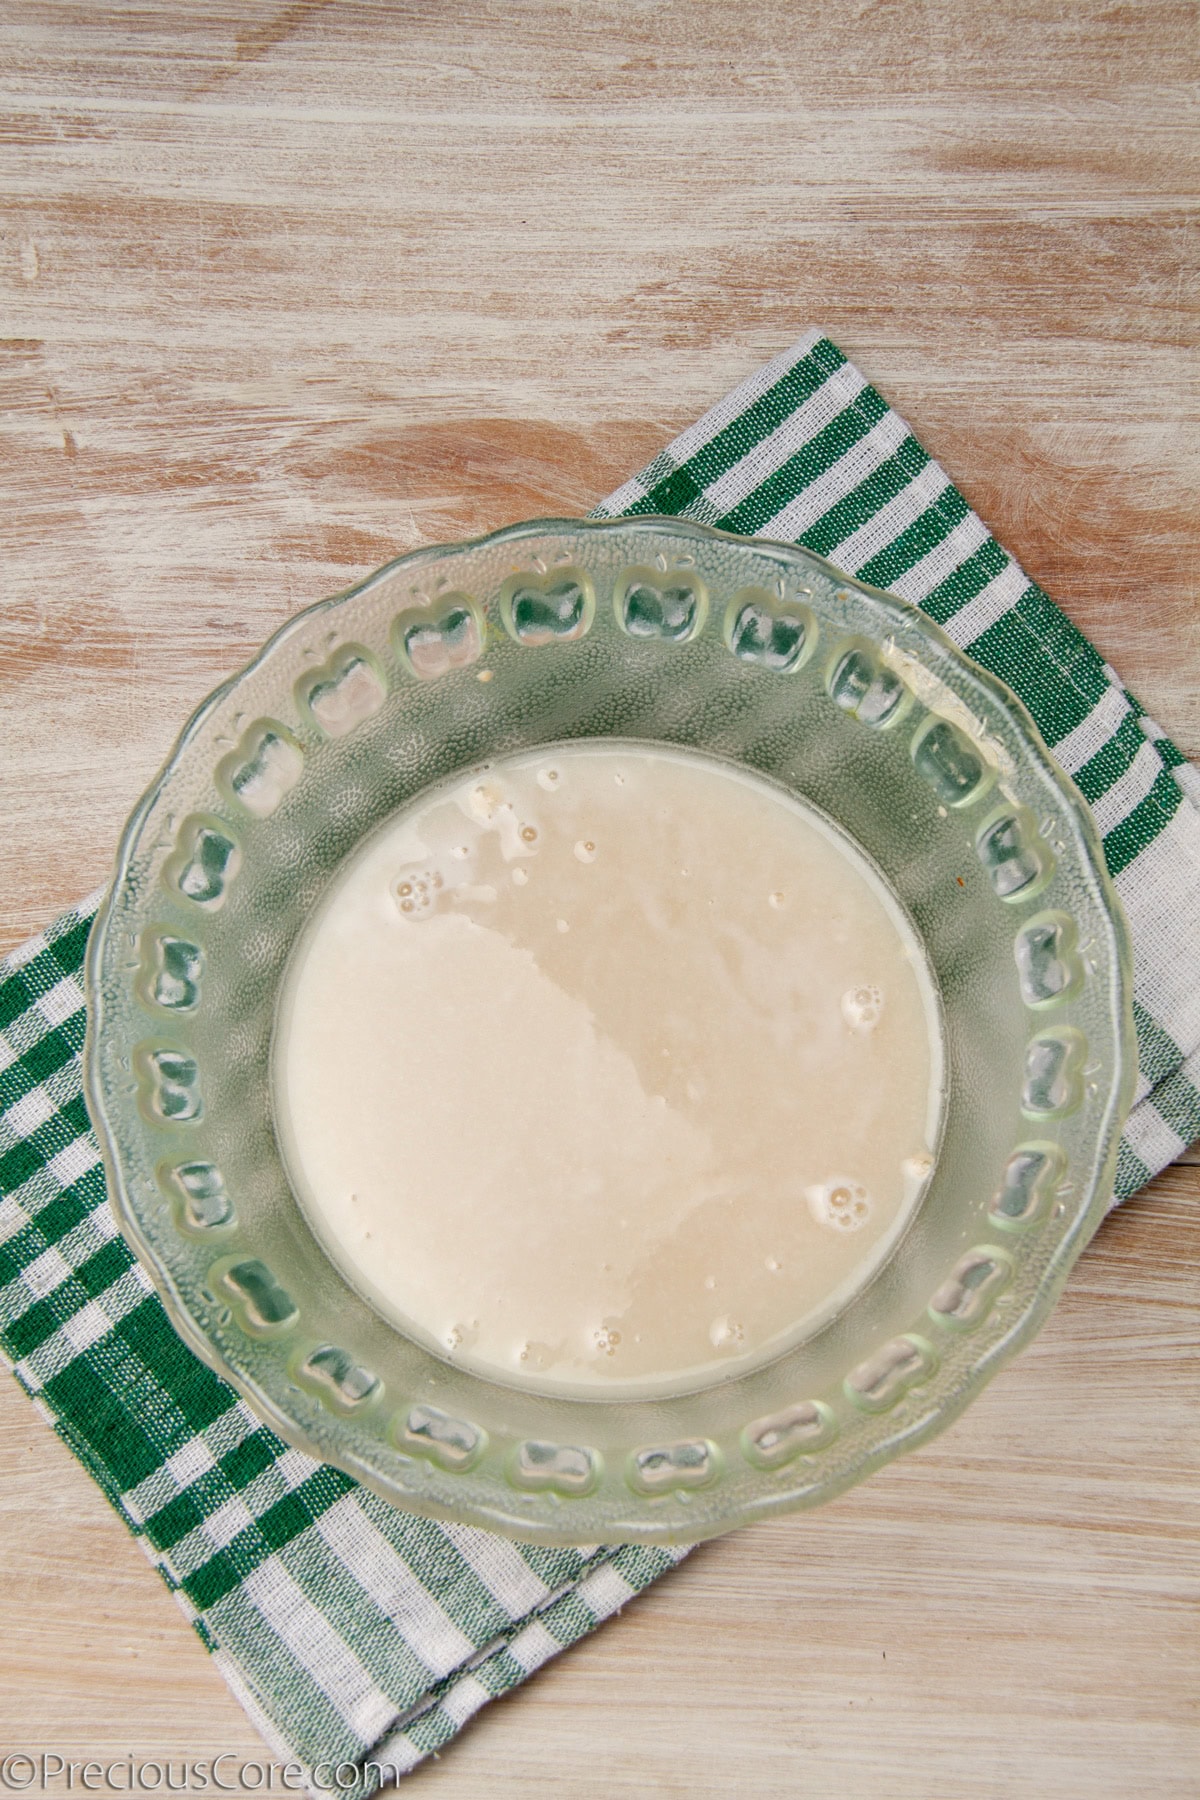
(84, 516, 1135, 1546)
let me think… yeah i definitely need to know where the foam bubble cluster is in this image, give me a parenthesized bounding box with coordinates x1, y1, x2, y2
(393, 869, 443, 916)
(806, 1178, 873, 1233)
(841, 983, 884, 1033)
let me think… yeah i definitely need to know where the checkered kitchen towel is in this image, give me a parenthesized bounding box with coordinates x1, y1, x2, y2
(2, 330, 1197, 1794)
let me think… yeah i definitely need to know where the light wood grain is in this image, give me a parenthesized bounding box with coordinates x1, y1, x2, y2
(1, 1, 1197, 1794)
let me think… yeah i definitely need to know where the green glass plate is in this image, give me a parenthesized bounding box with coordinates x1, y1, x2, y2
(84, 517, 1134, 1545)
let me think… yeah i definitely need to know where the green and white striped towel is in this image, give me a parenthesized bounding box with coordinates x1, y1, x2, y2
(2, 330, 1196, 1795)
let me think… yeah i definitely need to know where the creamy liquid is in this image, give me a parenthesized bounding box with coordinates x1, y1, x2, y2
(273, 744, 943, 1398)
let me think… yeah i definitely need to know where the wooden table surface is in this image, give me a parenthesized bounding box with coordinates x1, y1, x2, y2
(2, 3, 1197, 1795)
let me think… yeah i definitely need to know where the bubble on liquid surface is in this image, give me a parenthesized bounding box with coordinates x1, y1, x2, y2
(459, 779, 540, 860)
(511, 867, 529, 887)
(807, 1178, 873, 1232)
(574, 839, 597, 863)
(709, 1315, 745, 1349)
(841, 984, 884, 1033)
(593, 1325, 621, 1357)
(393, 868, 443, 918)
(537, 767, 560, 791)
(468, 782, 505, 823)
(768, 891, 785, 909)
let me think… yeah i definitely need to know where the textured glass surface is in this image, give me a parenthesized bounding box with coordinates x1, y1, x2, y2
(85, 518, 1134, 1546)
